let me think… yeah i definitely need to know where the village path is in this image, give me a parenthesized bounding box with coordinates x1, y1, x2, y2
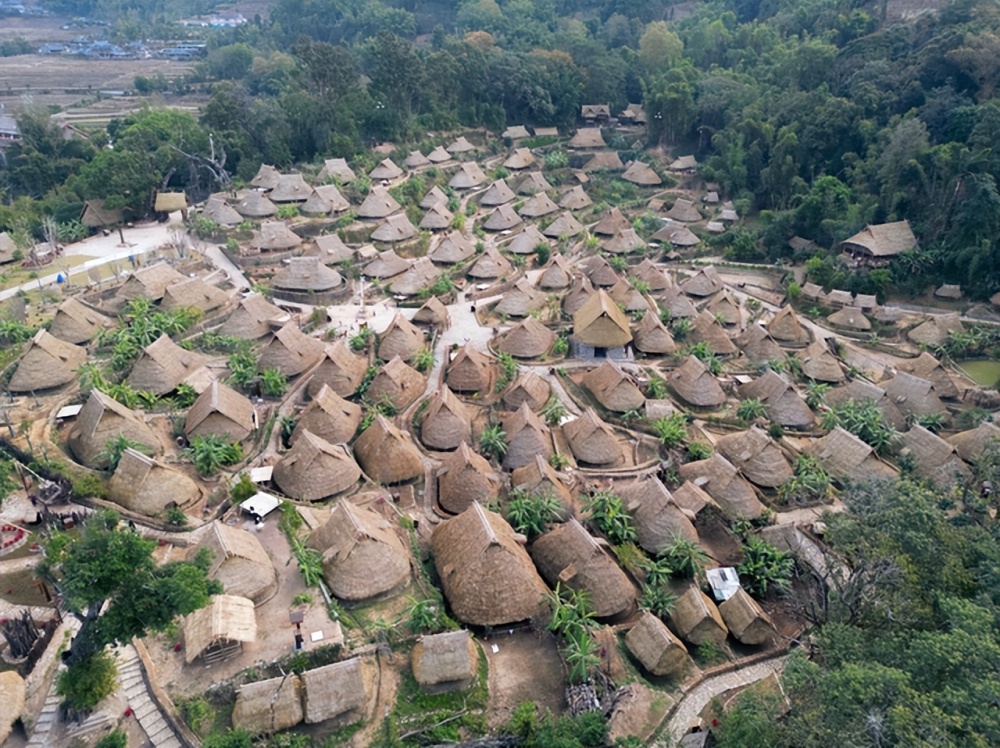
(652, 655, 789, 747)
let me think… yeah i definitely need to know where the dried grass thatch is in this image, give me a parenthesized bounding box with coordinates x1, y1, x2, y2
(413, 295, 451, 329)
(406, 150, 431, 168)
(568, 128, 606, 148)
(669, 356, 726, 408)
(518, 192, 560, 218)
(293, 384, 361, 445)
(185, 380, 255, 443)
(563, 408, 624, 466)
(366, 355, 426, 410)
(766, 306, 810, 345)
(199, 521, 276, 605)
(162, 278, 232, 315)
(233, 673, 302, 734)
(621, 160, 662, 186)
(437, 442, 501, 514)
(354, 415, 424, 484)
(948, 421, 1000, 462)
(502, 370, 551, 411)
(583, 151, 624, 171)
(109, 448, 199, 516)
(603, 228, 645, 255)
(358, 187, 402, 219)
(319, 158, 356, 182)
(390, 257, 442, 297)
(804, 426, 896, 483)
(826, 379, 906, 431)
(841, 220, 916, 258)
(312, 232, 353, 264)
(665, 198, 701, 223)
(480, 179, 516, 206)
(494, 278, 544, 318)
(503, 148, 535, 170)
(377, 313, 425, 361)
(203, 196, 243, 225)
(364, 249, 410, 279)
(897, 424, 970, 488)
(272, 257, 343, 293)
(503, 401, 553, 469)
(117, 262, 187, 302)
(302, 657, 371, 725)
(273, 430, 362, 500)
(562, 275, 596, 316)
(432, 502, 549, 626)
(251, 164, 281, 190)
(429, 231, 475, 264)
(573, 289, 633, 348)
(617, 477, 699, 553)
(737, 370, 814, 429)
(497, 317, 556, 359)
(511, 454, 573, 511)
(372, 213, 419, 243)
(715, 427, 793, 488)
(418, 202, 455, 231)
(412, 631, 479, 691)
(719, 587, 774, 645)
(558, 185, 591, 209)
(593, 207, 630, 237)
(427, 145, 451, 163)
(882, 371, 948, 420)
(582, 360, 644, 412)
(678, 453, 764, 520)
(251, 221, 301, 250)
(449, 162, 489, 190)
(420, 185, 449, 210)
(183, 595, 257, 664)
(482, 204, 523, 232)
(798, 340, 845, 383)
(625, 611, 689, 677)
(660, 286, 699, 318)
(608, 278, 650, 313)
(370, 158, 404, 180)
(506, 225, 549, 256)
(734, 325, 784, 364)
(270, 173, 312, 202)
(669, 586, 728, 646)
(127, 334, 208, 395)
(421, 385, 474, 451)
(633, 312, 677, 355)
(302, 184, 350, 215)
(0, 671, 25, 745)
(542, 211, 584, 238)
(907, 313, 963, 348)
(48, 296, 113, 344)
(235, 191, 277, 219)
(446, 344, 495, 394)
(583, 255, 619, 288)
(219, 294, 290, 339)
(260, 323, 325, 377)
(689, 310, 738, 356)
(896, 351, 959, 400)
(68, 389, 159, 468)
(537, 253, 574, 290)
(827, 307, 871, 331)
(468, 245, 515, 279)
(9, 330, 86, 392)
(307, 340, 367, 398)
(680, 266, 723, 298)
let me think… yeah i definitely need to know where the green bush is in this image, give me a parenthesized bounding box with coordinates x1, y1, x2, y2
(57, 651, 118, 711)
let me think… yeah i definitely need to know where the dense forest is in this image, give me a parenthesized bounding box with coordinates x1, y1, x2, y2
(1, 0, 999, 299)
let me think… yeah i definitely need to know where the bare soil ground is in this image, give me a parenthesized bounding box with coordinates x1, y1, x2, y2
(484, 629, 566, 727)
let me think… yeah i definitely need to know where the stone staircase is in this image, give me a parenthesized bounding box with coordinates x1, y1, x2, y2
(117, 644, 183, 748)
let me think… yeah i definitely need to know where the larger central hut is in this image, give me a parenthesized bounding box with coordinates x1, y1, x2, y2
(572, 289, 632, 354)
(432, 502, 549, 627)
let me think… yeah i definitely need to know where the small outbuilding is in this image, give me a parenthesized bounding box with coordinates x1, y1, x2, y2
(412, 630, 480, 693)
(183, 595, 257, 664)
(625, 611, 689, 677)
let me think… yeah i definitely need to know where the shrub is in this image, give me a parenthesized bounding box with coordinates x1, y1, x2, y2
(652, 413, 687, 447)
(583, 490, 635, 545)
(506, 490, 562, 539)
(687, 441, 712, 460)
(57, 651, 118, 711)
(738, 536, 794, 595)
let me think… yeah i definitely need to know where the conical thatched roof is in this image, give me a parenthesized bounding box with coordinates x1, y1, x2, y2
(583, 255, 619, 287)
(162, 278, 231, 315)
(716, 427, 793, 488)
(48, 296, 113, 344)
(678, 453, 764, 519)
(706, 289, 741, 327)
(370, 158, 404, 180)
(233, 673, 302, 734)
(495, 278, 544, 317)
(260, 323, 325, 377)
(898, 424, 970, 488)
(603, 228, 645, 254)
(219, 293, 290, 339)
(660, 286, 699, 318)
(413, 295, 451, 328)
(449, 162, 488, 189)
(827, 378, 906, 431)
(437, 442, 500, 514)
(949, 421, 1000, 462)
(0, 671, 25, 745)
(199, 521, 276, 605)
(689, 310, 737, 356)
(235, 190, 276, 218)
(183, 595, 256, 664)
(798, 340, 844, 383)
(483, 204, 523, 232)
(427, 145, 451, 163)
(582, 360, 644, 412)
(511, 454, 573, 510)
(633, 264, 670, 296)
(185, 380, 255, 443)
(558, 184, 592, 209)
(273, 256, 343, 292)
(446, 344, 494, 394)
(518, 171, 554, 195)
(582, 151, 624, 171)
(372, 213, 418, 242)
(250, 220, 301, 250)
(9, 329, 86, 392)
(354, 415, 424, 484)
(737, 370, 814, 429)
(273, 429, 361, 500)
(412, 630, 479, 690)
(421, 385, 473, 451)
(203, 196, 243, 225)
(307, 340, 367, 398)
(518, 192, 559, 218)
(378, 313, 425, 361)
(532, 518, 635, 618)
(367, 355, 426, 410)
(109, 448, 199, 516)
(293, 383, 361, 445)
(563, 408, 623, 466)
(593, 208, 631, 237)
(497, 317, 555, 359)
(480, 179, 516, 206)
(897, 351, 959, 400)
(308, 501, 410, 601)
(767, 306, 810, 345)
(318, 158, 357, 182)
(418, 202, 455, 231)
(621, 160, 662, 186)
(432, 502, 549, 626)
(468, 245, 514, 279)
(302, 657, 370, 725)
(358, 186, 402, 220)
(805, 426, 896, 483)
(508, 225, 550, 255)
(429, 230, 475, 264)
(669, 356, 725, 408)
(364, 248, 410, 279)
(420, 185, 450, 209)
(447, 136, 476, 153)
(827, 307, 871, 331)
(270, 173, 312, 202)
(503, 148, 535, 170)
(734, 324, 784, 364)
(313, 232, 353, 264)
(537, 253, 574, 290)
(617, 477, 699, 553)
(681, 266, 723, 297)
(573, 289, 633, 348)
(883, 371, 948, 420)
(116, 262, 186, 302)
(304, 184, 351, 214)
(625, 611, 689, 677)
(126, 334, 208, 396)
(665, 198, 701, 223)
(608, 278, 649, 313)
(406, 150, 431, 168)
(670, 586, 728, 646)
(672, 480, 717, 516)
(68, 389, 159, 469)
(633, 312, 677, 355)
(568, 128, 606, 148)
(542, 211, 584, 238)
(502, 370, 551, 411)
(563, 274, 596, 315)
(503, 401, 553, 469)
(251, 164, 281, 190)
(719, 587, 774, 645)
(907, 312, 964, 348)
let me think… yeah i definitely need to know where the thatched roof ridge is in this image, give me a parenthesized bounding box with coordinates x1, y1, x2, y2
(621, 160, 662, 186)
(715, 427, 793, 488)
(660, 286, 699, 318)
(625, 611, 689, 677)
(126, 334, 208, 395)
(798, 340, 845, 383)
(617, 477, 699, 553)
(203, 196, 243, 225)
(81, 199, 125, 228)
(706, 289, 741, 326)
(896, 351, 959, 399)
(766, 306, 809, 345)
(235, 190, 276, 218)
(680, 266, 723, 297)
(437, 442, 500, 514)
(583, 255, 619, 287)
(420, 185, 449, 209)
(665, 198, 701, 223)
(250, 221, 301, 250)
(558, 184, 591, 209)
(117, 262, 186, 302)
(948, 421, 1000, 462)
(377, 313, 425, 361)
(827, 307, 871, 331)
(502, 401, 553, 469)
(632, 259, 672, 292)
(319, 158, 356, 182)
(483, 204, 523, 232)
(370, 158, 404, 180)
(427, 145, 451, 163)
(446, 344, 494, 394)
(310, 184, 351, 213)
(108, 447, 200, 516)
(531, 518, 635, 618)
(737, 370, 814, 428)
(49, 296, 113, 344)
(390, 257, 442, 296)
(826, 379, 906, 430)
(882, 371, 948, 419)
(406, 150, 431, 168)
(449, 162, 488, 189)
(200, 521, 276, 605)
(582, 360, 644, 412)
(603, 228, 645, 254)
(10, 329, 86, 392)
(307, 340, 367, 398)
(412, 630, 479, 689)
(668, 155, 698, 171)
(497, 317, 555, 359)
(542, 211, 584, 238)
(480, 179, 516, 206)
(495, 278, 544, 318)
(432, 502, 549, 626)
(372, 213, 418, 242)
(668, 356, 726, 408)
(518, 192, 559, 218)
(537, 253, 574, 290)
(429, 231, 475, 264)
(897, 424, 970, 488)
(367, 355, 426, 410)
(353, 415, 424, 484)
(504, 148, 535, 170)
(183, 595, 256, 664)
(185, 380, 255, 443)
(841, 220, 916, 257)
(293, 384, 361, 445)
(719, 587, 774, 645)
(568, 128, 606, 148)
(358, 187, 402, 220)
(273, 430, 361, 500)
(511, 453, 573, 508)
(251, 164, 281, 190)
(562, 274, 595, 315)
(582, 151, 624, 171)
(364, 249, 410, 279)
(670, 586, 728, 646)
(273, 257, 343, 292)
(162, 278, 231, 314)
(517, 171, 554, 195)
(447, 136, 476, 153)
(312, 232, 353, 264)
(672, 480, 717, 516)
(633, 312, 677, 355)
(502, 370, 551, 411)
(413, 295, 450, 328)
(563, 408, 623, 466)
(689, 310, 738, 356)
(734, 324, 783, 364)
(804, 426, 896, 483)
(421, 385, 474, 451)
(219, 294, 289, 339)
(678, 453, 764, 519)
(270, 173, 312, 202)
(593, 207, 631, 237)
(260, 323, 324, 377)
(573, 289, 633, 348)
(503, 125, 531, 139)
(68, 389, 159, 468)
(302, 657, 369, 725)
(469, 245, 515, 279)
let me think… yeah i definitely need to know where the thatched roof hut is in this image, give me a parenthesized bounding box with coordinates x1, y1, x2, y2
(354, 415, 424, 484)
(272, 257, 343, 293)
(203, 196, 243, 225)
(805, 426, 896, 483)
(897, 351, 959, 400)
(668, 155, 698, 171)
(603, 228, 645, 255)
(219, 294, 290, 340)
(827, 307, 871, 331)
(446, 344, 494, 395)
(495, 278, 545, 318)
(567, 128, 606, 148)
(308, 501, 410, 601)
(537, 254, 574, 290)
(406, 150, 431, 168)
(882, 371, 948, 420)
(250, 221, 301, 251)
(432, 502, 549, 626)
(907, 312, 963, 348)
(307, 340, 367, 398)
(669, 356, 726, 408)
(558, 185, 591, 209)
(707, 290, 741, 327)
(377, 313, 425, 361)
(413, 295, 450, 329)
(303, 184, 351, 215)
(583, 151, 624, 171)
(0, 671, 25, 745)
(514, 171, 551, 196)
(390, 257, 442, 297)
(418, 202, 454, 231)
(429, 231, 475, 264)
(367, 356, 426, 410)
(250, 164, 281, 190)
(502, 401, 553, 469)
(421, 385, 473, 451)
(109, 448, 199, 516)
(660, 286, 699, 319)
(563, 408, 624, 466)
(672, 480, 717, 516)
(357, 187, 402, 219)
(689, 310, 738, 356)
(480, 179, 516, 206)
(412, 631, 479, 692)
(573, 289, 632, 348)
(511, 454, 573, 511)
(841, 220, 916, 259)
(293, 384, 361, 445)
(948, 421, 1000, 462)
(126, 334, 207, 396)
(719, 587, 775, 645)
(370, 158, 404, 180)
(617, 477, 699, 553)
(270, 173, 312, 202)
(716, 428, 793, 488)
(665, 198, 701, 223)
(162, 278, 231, 315)
(593, 207, 630, 237)
(678, 454, 764, 519)
(313, 232, 353, 264)
(372, 213, 419, 243)
(608, 278, 649, 313)
(183, 595, 256, 664)
(502, 370, 551, 411)
(420, 185, 449, 210)
(483, 204, 523, 232)
(583, 255, 619, 288)
(427, 145, 451, 163)
(631, 259, 671, 293)
(116, 262, 186, 302)
(319, 158, 356, 182)
(235, 190, 277, 218)
(68, 389, 159, 468)
(437, 442, 500, 514)
(449, 162, 488, 190)
(503, 148, 535, 170)
(532, 518, 635, 618)
(503, 125, 531, 139)
(468, 245, 514, 279)
(9, 330, 86, 392)
(364, 249, 410, 279)
(518, 192, 559, 219)
(766, 306, 809, 345)
(185, 380, 254, 443)
(621, 160, 662, 186)
(670, 586, 728, 646)
(497, 317, 555, 359)
(562, 275, 596, 316)
(625, 611, 689, 677)
(273, 430, 361, 500)
(508, 224, 550, 255)
(582, 360, 644, 412)
(737, 370, 814, 429)
(680, 266, 723, 298)
(798, 340, 845, 383)
(48, 297, 113, 344)
(734, 325, 784, 364)
(897, 425, 970, 488)
(447, 136, 476, 154)
(542, 211, 584, 238)
(302, 657, 371, 725)
(827, 379, 906, 431)
(260, 323, 325, 377)
(633, 312, 677, 355)
(199, 521, 276, 605)
(81, 199, 125, 227)
(233, 673, 302, 734)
